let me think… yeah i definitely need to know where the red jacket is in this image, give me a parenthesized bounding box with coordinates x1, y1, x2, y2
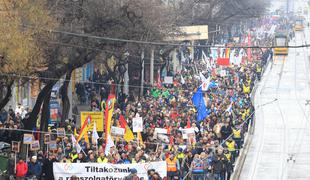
(16, 162, 28, 177)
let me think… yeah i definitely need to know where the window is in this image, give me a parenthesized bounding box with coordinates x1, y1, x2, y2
(276, 37, 286, 46)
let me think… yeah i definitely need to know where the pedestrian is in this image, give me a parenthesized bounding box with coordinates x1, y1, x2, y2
(16, 158, 28, 180)
(212, 148, 228, 180)
(191, 154, 204, 180)
(42, 154, 58, 180)
(124, 168, 139, 180)
(166, 153, 179, 180)
(27, 156, 42, 179)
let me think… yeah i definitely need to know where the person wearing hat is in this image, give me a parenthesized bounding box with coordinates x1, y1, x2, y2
(124, 168, 139, 180)
(27, 156, 42, 179)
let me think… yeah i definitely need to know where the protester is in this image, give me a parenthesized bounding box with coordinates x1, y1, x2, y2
(125, 168, 139, 180)
(15, 158, 28, 180)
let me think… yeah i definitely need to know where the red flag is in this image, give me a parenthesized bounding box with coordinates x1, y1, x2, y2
(166, 126, 171, 135)
(119, 115, 127, 129)
(217, 58, 230, 66)
(157, 69, 161, 88)
(187, 120, 191, 128)
(169, 136, 174, 145)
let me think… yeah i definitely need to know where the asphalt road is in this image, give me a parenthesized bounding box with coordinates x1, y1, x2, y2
(240, 20, 310, 180)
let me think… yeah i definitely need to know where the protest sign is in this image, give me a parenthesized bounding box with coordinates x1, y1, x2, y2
(80, 111, 104, 131)
(111, 126, 125, 136)
(180, 128, 195, 139)
(30, 140, 40, 151)
(12, 141, 20, 153)
(49, 141, 57, 150)
(53, 161, 167, 180)
(132, 117, 143, 132)
(57, 128, 65, 138)
(23, 134, 34, 144)
(154, 128, 167, 134)
(164, 76, 173, 84)
(44, 134, 51, 144)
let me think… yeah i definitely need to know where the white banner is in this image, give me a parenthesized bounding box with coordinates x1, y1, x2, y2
(53, 161, 167, 180)
(111, 126, 125, 136)
(132, 117, 143, 132)
(164, 76, 173, 84)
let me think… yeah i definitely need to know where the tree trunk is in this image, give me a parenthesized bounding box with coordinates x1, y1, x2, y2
(61, 68, 74, 122)
(0, 81, 14, 110)
(25, 82, 56, 130)
(39, 88, 51, 146)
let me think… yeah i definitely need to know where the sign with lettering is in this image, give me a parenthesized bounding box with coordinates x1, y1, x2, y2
(53, 161, 167, 180)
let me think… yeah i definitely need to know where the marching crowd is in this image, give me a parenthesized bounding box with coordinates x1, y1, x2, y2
(0, 45, 272, 180)
(0, 15, 279, 180)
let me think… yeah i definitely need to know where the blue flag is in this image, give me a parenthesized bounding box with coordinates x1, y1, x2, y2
(192, 87, 208, 122)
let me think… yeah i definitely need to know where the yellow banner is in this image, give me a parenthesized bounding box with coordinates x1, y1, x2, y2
(80, 112, 104, 132)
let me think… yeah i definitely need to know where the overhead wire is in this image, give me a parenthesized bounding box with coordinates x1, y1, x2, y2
(22, 24, 310, 49)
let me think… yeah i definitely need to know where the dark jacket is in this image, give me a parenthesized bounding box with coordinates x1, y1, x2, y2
(27, 162, 42, 177)
(125, 174, 139, 180)
(212, 154, 228, 174)
(42, 158, 58, 180)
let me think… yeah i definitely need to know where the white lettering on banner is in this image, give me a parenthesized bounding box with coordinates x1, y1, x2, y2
(53, 161, 167, 180)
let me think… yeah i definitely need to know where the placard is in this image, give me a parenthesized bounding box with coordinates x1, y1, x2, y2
(154, 128, 168, 134)
(53, 161, 167, 180)
(12, 141, 20, 153)
(132, 117, 143, 132)
(30, 140, 40, 151)
(44, 134, 51, 144)
(111, 126, 125, 136)
(164, 76, 173, 84)
(49, 141, 57, 150)
(80, 111, 104, 131)
(180, 128, 195, 139)
(57, 128, 65, 137)
(23, 134, 34, 144)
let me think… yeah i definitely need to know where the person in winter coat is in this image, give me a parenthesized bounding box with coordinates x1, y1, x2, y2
(212, 148, 228, 180)
(27, 156, 42, 178)
(7, 153, 15, 178)
(16, 158, 28, 180)
(42, 154, 58, 180)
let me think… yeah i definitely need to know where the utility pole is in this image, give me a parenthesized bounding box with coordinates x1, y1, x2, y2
(287, 0, 289, 14)
(140, 50, 145, 97)
(150, 48, 155, 86)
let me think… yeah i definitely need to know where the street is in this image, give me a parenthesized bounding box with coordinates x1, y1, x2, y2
(240, 19, 310, 180)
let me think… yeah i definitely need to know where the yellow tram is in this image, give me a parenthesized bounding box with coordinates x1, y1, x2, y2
(294, 17, 304, 31)
(273, 34, 288, 56)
